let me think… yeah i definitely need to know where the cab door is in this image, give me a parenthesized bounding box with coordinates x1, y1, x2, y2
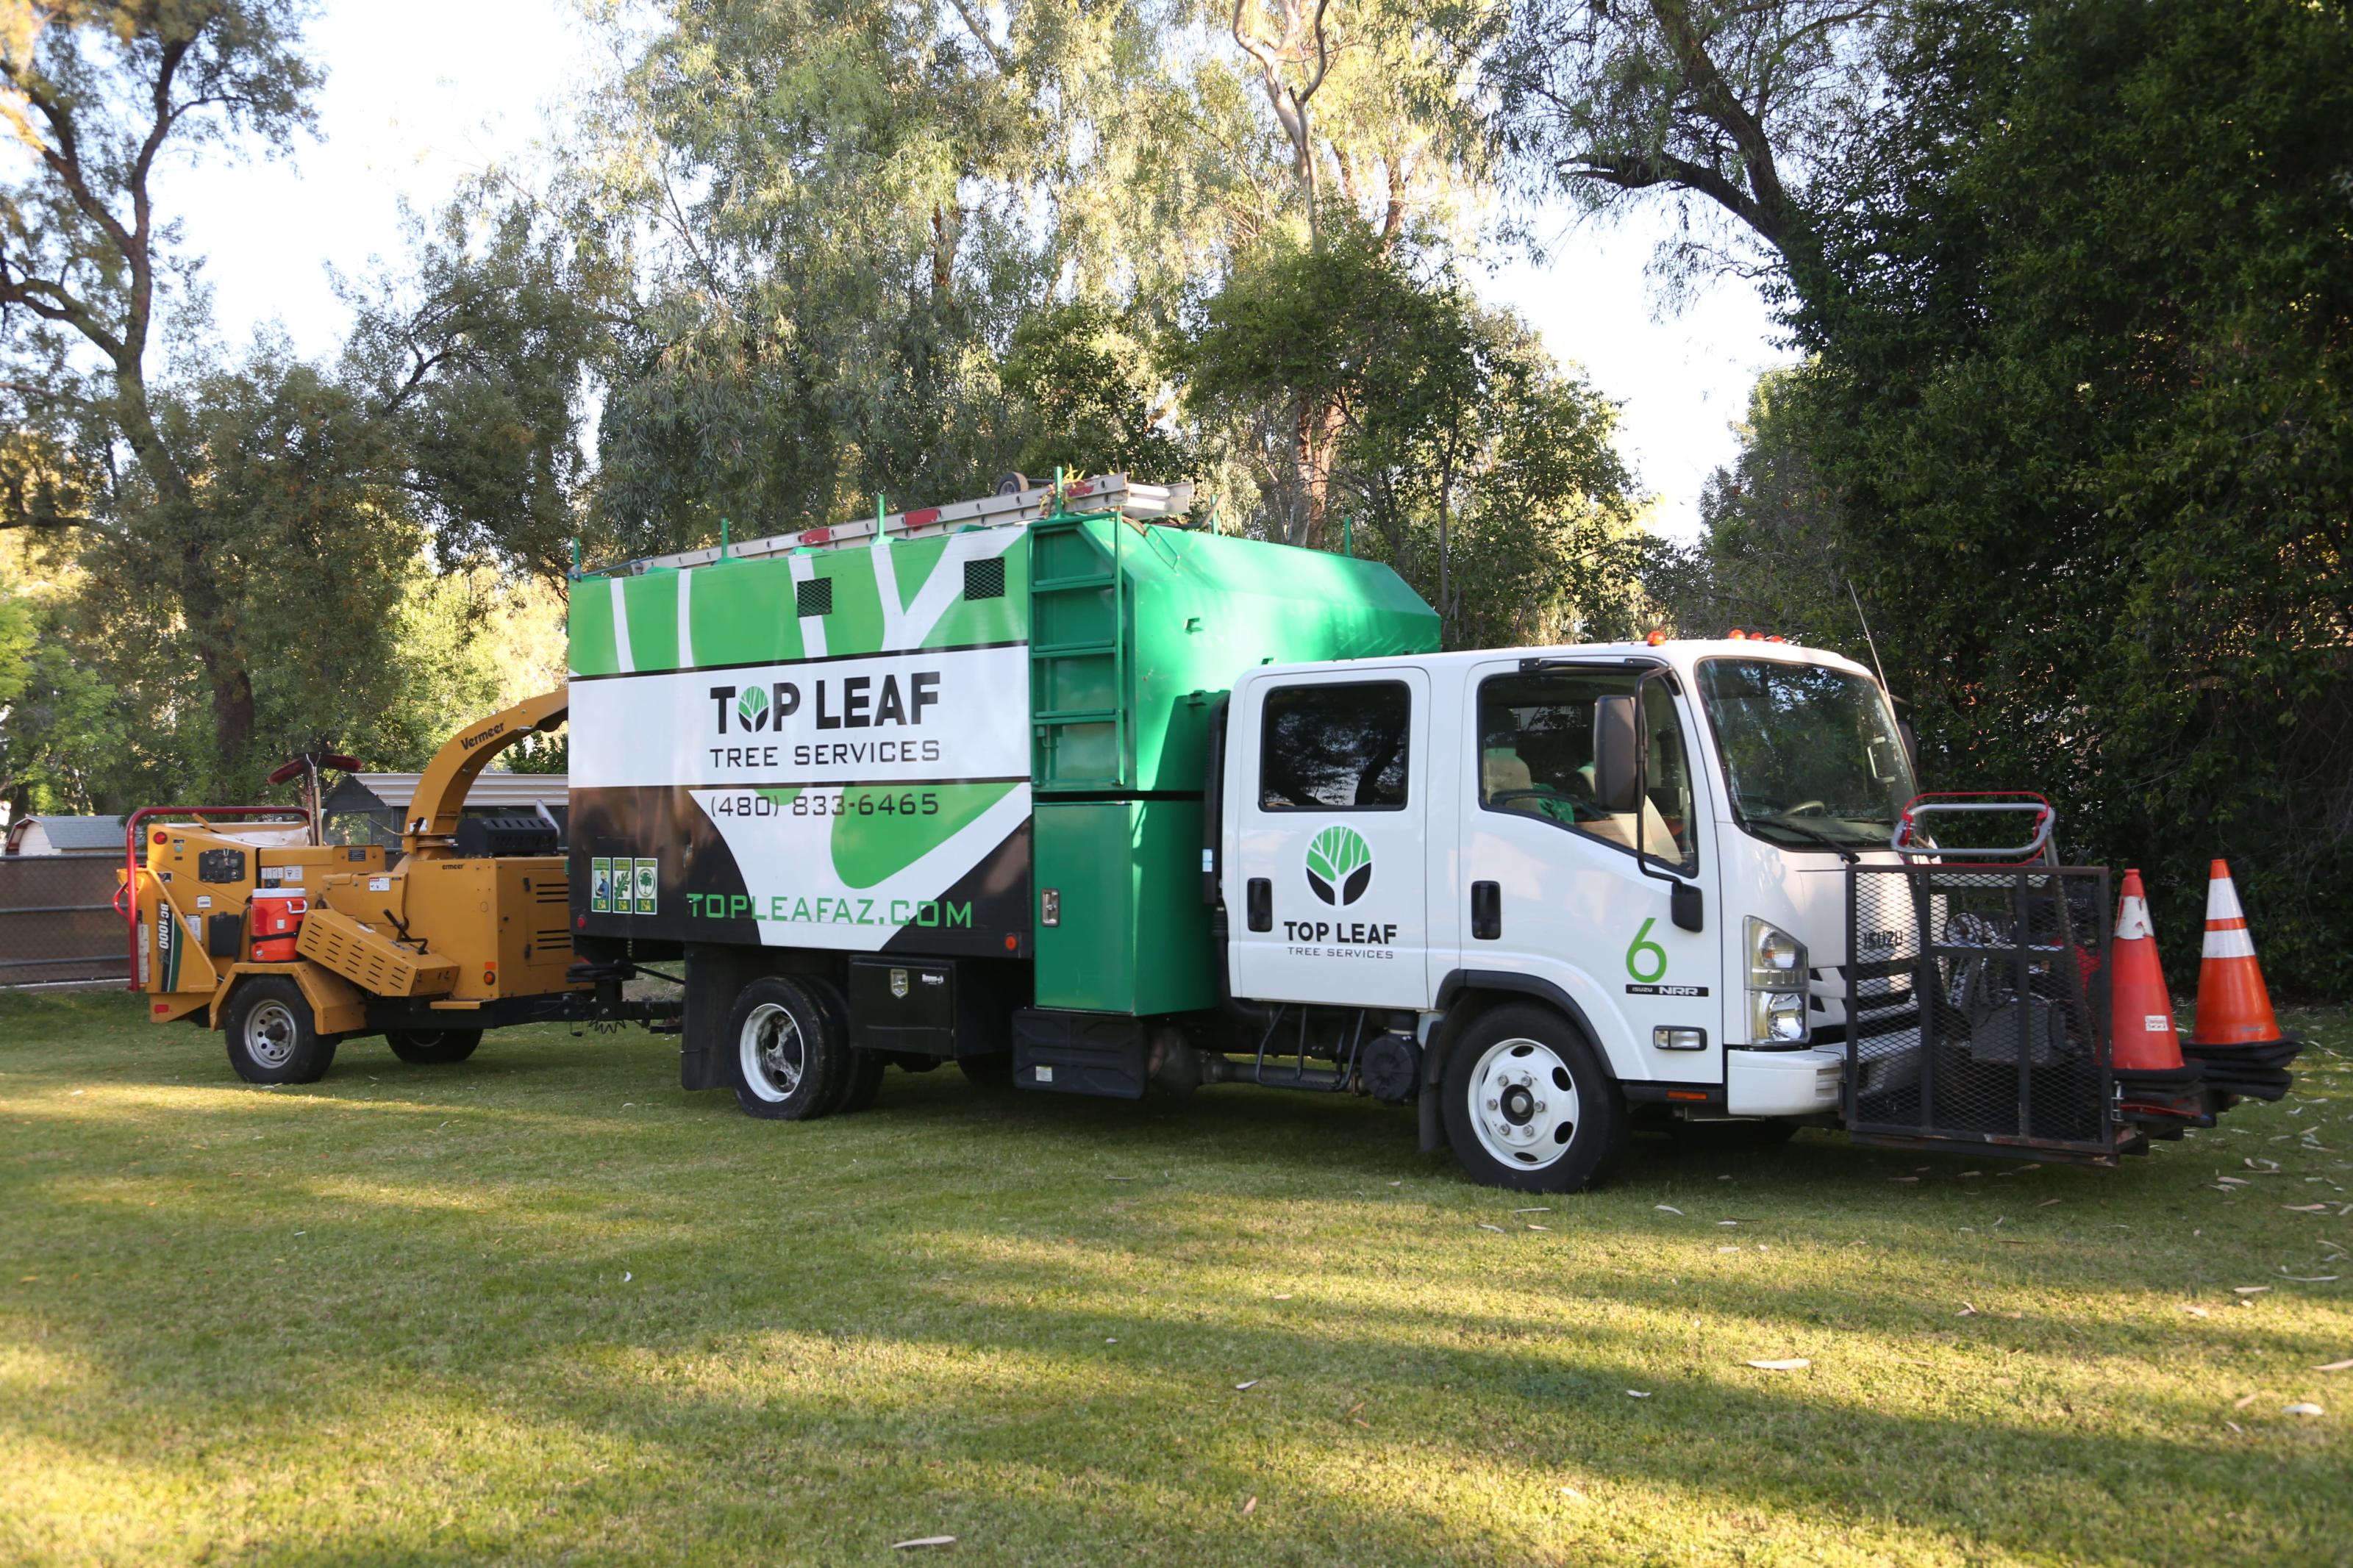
(1457, 660, 1721, 1086)
(1226, 667, 1432, 1009)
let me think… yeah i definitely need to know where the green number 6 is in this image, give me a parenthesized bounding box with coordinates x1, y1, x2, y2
(1626, 916, 1668, 984)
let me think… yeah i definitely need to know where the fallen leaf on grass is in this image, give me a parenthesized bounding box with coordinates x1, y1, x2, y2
(892, 1537, 956, 1550)
(1242, 1497, 1257, 1516)
(1747, 1358, 1811, 1371)
(1957, 1303, 1977, 1316)
(2283, 1403, 2324, 1417)
(2278, 1275, 2340, 1283)
(621, 1272, 632, 1284)
(2285, 1203, 2330, 1213)
(2234, 1286, 2272, 1296)
(1888, 1176, 1920, 1184)
(2314, 1358, 2353, 1373)
(1527, 1224, 1553, 1232)
(1656, 1205, 1683, 1215)
(1718, 1246, 1742, 1254)
(1559, 1485, 1587, 1501)
(2039, 1198, 2062, 1207)
(2226, 1420, 2245, 1434)
(2182, 1306, 2211, 1318)
(1717, 1220, 1740, 1227)
(1272, 1293, 1293, 1300)
(1234, 1380, 1259, 1391)
(1512, 1206, 1552, 1214)
(1626, 1389, 1652, 1398)
(1478, 1223, 1505, 1233)
(2234, 1392, 2262, 1410)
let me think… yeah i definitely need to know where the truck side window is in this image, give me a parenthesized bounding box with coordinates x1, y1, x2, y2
(1477, 670, 1698, 873)
(1259, 681, 1411, 811)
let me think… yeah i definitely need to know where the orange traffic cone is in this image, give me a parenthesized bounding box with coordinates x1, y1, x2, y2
(2110, 869, 2189, 1073)
(2182, 859, 2302, 1100)
(2190, 860, 2283, 1047)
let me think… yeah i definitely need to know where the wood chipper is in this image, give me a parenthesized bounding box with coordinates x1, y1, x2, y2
(121, 690, 677, 1083)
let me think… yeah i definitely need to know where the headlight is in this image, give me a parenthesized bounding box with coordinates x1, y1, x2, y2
(1749, 988, 1809, 1043)
(1748, 917, 1804, 988)
(1745, 917, 1810, 1045)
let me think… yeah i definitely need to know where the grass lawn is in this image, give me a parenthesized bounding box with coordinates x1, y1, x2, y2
(2, 990, 2349, 1567)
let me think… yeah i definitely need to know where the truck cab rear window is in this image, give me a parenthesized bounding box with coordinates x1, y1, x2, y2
(1259, 681, 1410, 811)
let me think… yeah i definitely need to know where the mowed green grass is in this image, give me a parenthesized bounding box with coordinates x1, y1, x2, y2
(2, 992, 2348, 1567)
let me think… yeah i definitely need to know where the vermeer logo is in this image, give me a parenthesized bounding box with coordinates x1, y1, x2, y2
(1305, 826, 1373, 906)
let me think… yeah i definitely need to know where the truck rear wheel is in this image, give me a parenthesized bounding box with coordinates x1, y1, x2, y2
(726, 977, 842, 1120)
(801, 976, 885, 1115)
(224, 977, 338, 1086)
(387, 1028, 482, 1066)
(1441, 1004, 1627, 1192)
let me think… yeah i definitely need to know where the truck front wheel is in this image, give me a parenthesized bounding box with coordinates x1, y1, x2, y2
(387, 1028, 482, 1065)
(725, 977, 843, 1120)
(224, 977, 338, 1086)
(1441, 1004, 1627, 1192)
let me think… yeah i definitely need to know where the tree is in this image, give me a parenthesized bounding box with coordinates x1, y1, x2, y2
(1709, 0, 2353, 993)
(0, 0, 320, 774)
(1185, 223, 1643, 644)
(1482, 0, 1890, 290)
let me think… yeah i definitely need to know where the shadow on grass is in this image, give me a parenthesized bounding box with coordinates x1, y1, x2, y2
(6, 991, 2348, 1564)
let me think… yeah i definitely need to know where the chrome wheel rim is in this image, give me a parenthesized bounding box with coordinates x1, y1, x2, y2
(245, 1000, 299, 1069)
(1468, 1037, 1579, 1170)
(739, 1002, 804, 1101)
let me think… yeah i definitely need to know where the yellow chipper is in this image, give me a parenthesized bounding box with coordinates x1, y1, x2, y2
(122, 690, 677, 1083)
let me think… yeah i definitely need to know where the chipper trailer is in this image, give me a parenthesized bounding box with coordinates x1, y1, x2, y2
(124, 689, 679, 1083)
(126, 474, 2293, 1186)
(553, 473, 2296, 1190)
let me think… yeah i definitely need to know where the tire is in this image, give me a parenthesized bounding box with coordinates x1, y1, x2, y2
(959, 1053, 1015, 1092)
(224, 977, 338, 1086)
(386, 1028, 483, 1066)
(1440, 1003, 1628, 1192)
(800, 975, 885, 1115)
(724, 976, 843, 1120)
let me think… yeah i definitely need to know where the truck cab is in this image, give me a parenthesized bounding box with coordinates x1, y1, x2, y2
(1218, 637, 1915, 1187)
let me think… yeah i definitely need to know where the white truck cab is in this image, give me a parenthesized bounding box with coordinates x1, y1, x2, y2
(1218, 637, 1917, 1188)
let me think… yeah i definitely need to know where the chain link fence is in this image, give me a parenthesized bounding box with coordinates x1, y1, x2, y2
(0, 856, 129, 987)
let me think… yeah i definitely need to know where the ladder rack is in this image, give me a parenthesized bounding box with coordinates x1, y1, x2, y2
(582, 473, 1193, 579)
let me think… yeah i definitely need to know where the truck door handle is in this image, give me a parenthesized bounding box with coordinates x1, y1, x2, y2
(1471, 881, 1501, 940)
(1246, 877, 1272, 932)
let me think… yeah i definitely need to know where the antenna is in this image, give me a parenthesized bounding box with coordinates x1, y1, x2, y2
(1846, 576, 1891, 692)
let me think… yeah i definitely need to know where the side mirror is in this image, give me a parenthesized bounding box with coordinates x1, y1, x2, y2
(1592, 695, 1643, 814)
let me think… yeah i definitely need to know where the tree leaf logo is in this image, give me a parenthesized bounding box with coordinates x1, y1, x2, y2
(1305, 826, 1374, 906)
(737, 684, 770, 732)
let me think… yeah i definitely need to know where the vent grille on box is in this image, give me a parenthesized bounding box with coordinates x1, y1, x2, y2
(963, 556, 1006, 600)
(796, 577, 833, 617)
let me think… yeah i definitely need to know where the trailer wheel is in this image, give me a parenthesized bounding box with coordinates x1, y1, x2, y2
(224, 977, 338, 1086)
(386, 1028, 483, 1066)
(1440, 1003, 1627, 1192)
(725, 977, 841, 1120)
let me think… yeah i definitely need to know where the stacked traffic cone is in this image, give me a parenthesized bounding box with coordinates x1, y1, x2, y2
(2108, 868, 2207, 1128)
(2181, 859, 2302, 1101)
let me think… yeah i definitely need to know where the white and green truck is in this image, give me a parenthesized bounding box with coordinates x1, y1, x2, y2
(566, 475, 2177, 1190)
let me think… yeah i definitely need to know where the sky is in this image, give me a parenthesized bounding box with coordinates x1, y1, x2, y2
(172, 0, 1790, 540)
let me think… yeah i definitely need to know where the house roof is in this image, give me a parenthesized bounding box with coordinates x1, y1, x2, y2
(322, 773, 569, 816)
(3, 814, 127, 854)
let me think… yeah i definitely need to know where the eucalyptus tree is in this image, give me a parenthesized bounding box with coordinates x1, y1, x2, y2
(0, 0, 321, 773)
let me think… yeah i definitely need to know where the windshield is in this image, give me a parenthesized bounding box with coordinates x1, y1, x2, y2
(1697, 659, 1916, 852)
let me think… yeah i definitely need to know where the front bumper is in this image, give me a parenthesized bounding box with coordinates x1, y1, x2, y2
(1726, 1045, 1843, 1117)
